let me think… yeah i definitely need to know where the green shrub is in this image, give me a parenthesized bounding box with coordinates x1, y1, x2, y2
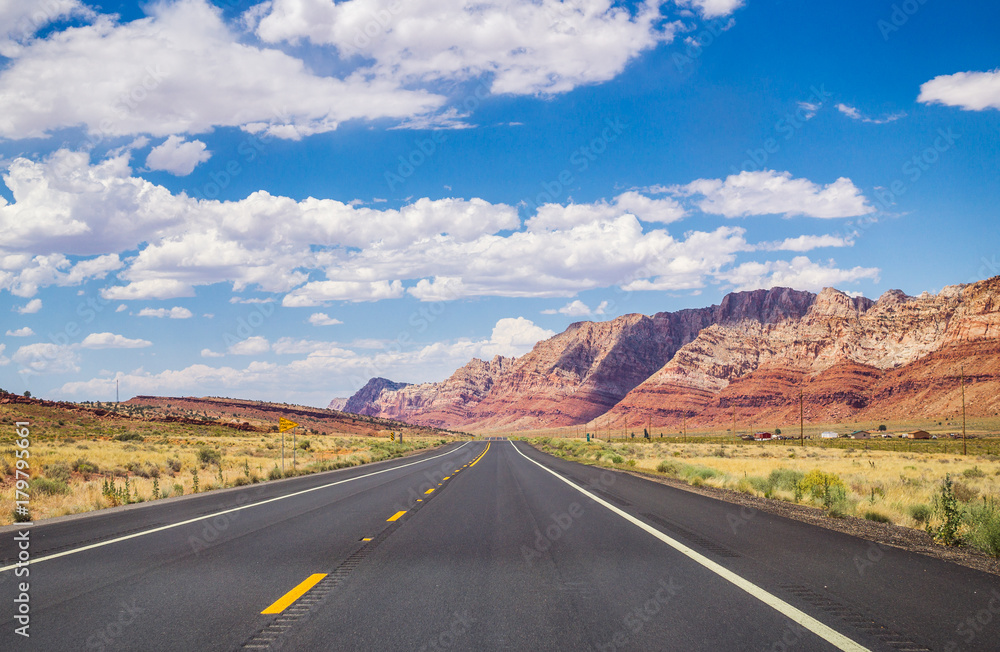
(113, 432, 143, 442)
(768, 468, 805, 491)
(908, 504, 932, 524)
(656, 460, 679, 475)
(798, 470, 846, 508)
(965, 504, 1000, 558)
(72, 458, 99, 474)
(681, 465, 718, 482)
(44, 463, 71, 484)
(197, 447, 222, 467)
(863, 510, 892, 524)
(933, 475, 963, 546)
(29, 477, 70, 496)
(962, 466, 986, 479)
(610, 455, 624, 464)
(268, 465, 283, 481)
(166, 458, 182, 473)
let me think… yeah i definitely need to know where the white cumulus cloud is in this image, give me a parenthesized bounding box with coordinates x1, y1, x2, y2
(5, 327, 34, 337)
(675, 0, 744, 19)
(308, 312, 343, 326)
(0, 0, 444, 141)
(918, 69, 1000, 112)
(145, 136, 211, 176)
(254, 0, 678, 96)
(137, 306, 194, 319)
(80, 332, 153, 349)
(670, 170, 874, 219)
(16, 298, 42, 314)
(228, 336, 270, 355)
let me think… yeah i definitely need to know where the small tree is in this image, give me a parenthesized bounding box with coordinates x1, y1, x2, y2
(23, 390, 31, 398)
(877, 424, 887, 432)
(775, 428, 782, 435)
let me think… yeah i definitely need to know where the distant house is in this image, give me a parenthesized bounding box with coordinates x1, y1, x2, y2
(820, 431, 839, 439)
(850, 430, 871, 439)
(904, 430, 931, 439)
(754, 432, 773, 440)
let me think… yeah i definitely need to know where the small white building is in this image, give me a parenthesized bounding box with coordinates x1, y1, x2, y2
(820, 431, 839, 439)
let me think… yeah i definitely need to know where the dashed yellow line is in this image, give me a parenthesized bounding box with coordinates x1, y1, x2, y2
(262, 574, 327, 614)
(387, 510, 407, 521)
(424, 488, 435, 494)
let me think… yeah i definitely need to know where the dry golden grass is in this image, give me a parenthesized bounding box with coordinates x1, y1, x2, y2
(532, 437, 1000, 532)
(0, 402, 454, 525)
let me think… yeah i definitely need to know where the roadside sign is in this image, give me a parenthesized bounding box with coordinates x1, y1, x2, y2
(390, 432, 395, 441)
(279, 418, 299, 433)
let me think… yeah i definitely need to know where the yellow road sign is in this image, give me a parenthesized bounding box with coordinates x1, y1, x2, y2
(390, 432, 395, 441)
(279, 418, 299, 433)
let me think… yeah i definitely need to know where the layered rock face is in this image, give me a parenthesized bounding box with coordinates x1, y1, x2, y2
(343, 277, 1000, 432)
(605, 278, 1000, 429)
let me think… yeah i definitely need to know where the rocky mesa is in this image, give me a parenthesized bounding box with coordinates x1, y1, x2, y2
(342, 277, 1000, 432)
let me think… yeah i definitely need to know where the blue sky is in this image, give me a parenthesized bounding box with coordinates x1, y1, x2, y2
(1, 0, 998, 407)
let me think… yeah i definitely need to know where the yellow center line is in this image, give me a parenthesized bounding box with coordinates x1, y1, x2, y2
(443, 476, 451, 480)
(387, 510, 407, 521)
(424, 488, 435, 494)
(262, 574, 327, 614)
(468, 442, 491, 467)
(362, 537, 372, 542)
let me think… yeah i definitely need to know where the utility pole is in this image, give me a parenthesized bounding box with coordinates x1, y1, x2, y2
(732, 406, 737, 441)
(116, 379, 119, 405)
(800, 388, 804, 447)
(962, 366, 967, 455)
(683, 414, 687, 442)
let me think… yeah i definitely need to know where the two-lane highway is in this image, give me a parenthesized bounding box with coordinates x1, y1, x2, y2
(2, 439, 998, 650)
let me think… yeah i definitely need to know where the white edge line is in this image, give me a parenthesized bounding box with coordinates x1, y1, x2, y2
(0, 442, 470, 573)
(510, 441, 871, 652)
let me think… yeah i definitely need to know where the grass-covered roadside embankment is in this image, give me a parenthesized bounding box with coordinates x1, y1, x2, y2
(528, 437, 1000, 559)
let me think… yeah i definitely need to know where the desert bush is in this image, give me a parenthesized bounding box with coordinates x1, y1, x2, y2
(113, 432, 143, 442)
(908, 504, 932, 524)
(962, 466, 986, 479)
(166, 458, 182, 473)
(44, 463, 72, 484)
(933, 475, 963, 546)
(965, 503, 1000, 558)
(768, 468, 805, 491)
(656, 460, 679, 475)
(197, 447, 222, 467)
(863, 510, 892, 524)
(30, 477, 70, 496)
(71, 458, 99, 475)
(951, 480, 978, 503)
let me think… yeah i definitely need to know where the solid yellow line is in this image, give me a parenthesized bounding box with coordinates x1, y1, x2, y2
(387, 510, 407, 521)
(469, 442, 490, 467)
(262, 574, 327, 614)
(424, 488, 435, 494)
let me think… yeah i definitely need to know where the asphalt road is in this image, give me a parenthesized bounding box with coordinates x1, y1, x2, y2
(1, 440, 998, 651)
